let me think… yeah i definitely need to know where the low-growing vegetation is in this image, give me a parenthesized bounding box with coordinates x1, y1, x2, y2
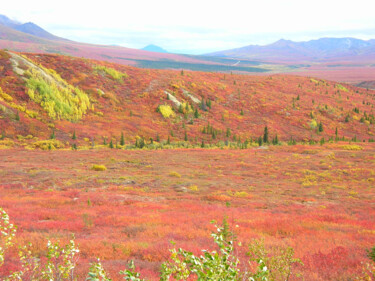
(26, 68, 91, 121)
(94, 65, 128, 81)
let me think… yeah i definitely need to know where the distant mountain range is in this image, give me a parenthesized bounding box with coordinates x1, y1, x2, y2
(208, 38, 375, 62)
(0, 14, 217, 68)
(1, 14, 375, 83)
(0, 15, 64, 41)
(142, 44, 168, 53)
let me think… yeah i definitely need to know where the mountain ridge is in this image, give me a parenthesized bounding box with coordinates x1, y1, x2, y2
(208, 37, 375, 62)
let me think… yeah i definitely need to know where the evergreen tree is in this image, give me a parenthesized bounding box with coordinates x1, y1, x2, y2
(167, 136, 170, 145)
(226, 128, 231, 138)
(318, 122, 323, 132)
(109, 139, 114, 149)
(15, 111, 20, 121)
(194, 108, 199, 118)
(50, 130, 55, 140)
(120, 132, 125, 146)
(206, 99, 212, 109)
(263, 126, 269, 143)
(72, 130, 77, 140)
(272, 134, 279, 145)
(240, 109, 244, 116)
(258, 136, 263, 146)
(184, 131, 188, 141)
(103, 137, 107, 145)
(201, 140, 205, 148)
(156, 134, 160, 142)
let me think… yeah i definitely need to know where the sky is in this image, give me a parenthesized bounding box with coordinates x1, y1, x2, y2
(2, 0, 375, 54)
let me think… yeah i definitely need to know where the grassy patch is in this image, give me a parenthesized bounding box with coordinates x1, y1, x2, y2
(94, 65, 128, 81)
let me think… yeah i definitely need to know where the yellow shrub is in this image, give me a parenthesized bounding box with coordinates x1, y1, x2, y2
(158, 105, 175, 118)
(341, 145, 362, 151)
(169, 171, 181, 178)
(0, 87, 13, 102)
(0, 139, 15, 149)
(91, 164, 107, 171)
(31, 139, 65, 150)
(234, 191, 249, 198)
(189, 185, 199, 192)
(94, 65, 128, 81)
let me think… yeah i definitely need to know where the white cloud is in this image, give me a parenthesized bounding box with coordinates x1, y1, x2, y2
(2, 0, 375, 54)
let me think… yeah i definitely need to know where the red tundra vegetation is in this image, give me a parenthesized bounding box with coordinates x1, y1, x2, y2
(0, 49, 374, 280)
(0, 144, 374, 280)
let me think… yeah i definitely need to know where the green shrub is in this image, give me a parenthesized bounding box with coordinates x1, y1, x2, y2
(94, 65, 128, 81)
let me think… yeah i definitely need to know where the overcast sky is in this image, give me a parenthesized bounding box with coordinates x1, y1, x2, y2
(2, 0, 375, 54)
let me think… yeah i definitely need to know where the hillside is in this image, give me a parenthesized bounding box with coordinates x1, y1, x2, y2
(0, 50, 374, 149)
(208, 37, 375, 63)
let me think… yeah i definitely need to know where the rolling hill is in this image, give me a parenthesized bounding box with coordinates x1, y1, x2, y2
(0, 50, 374, 149)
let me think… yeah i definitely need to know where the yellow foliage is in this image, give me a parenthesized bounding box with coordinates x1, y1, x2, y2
(189, 185, 199, 192)
(30, 139, 65, 150)
(0, 87, 13, 102)
(158, 105, 175, 118)
(309, 119, 317, 129)
(301, 174, 317, 187)
(0, 139, 15, 149)
(341, 145, 362, 151)
(94, 65, 128, 81)
(26, 68, 90, 121)
(91, 164, 107, 171)
(233, 191, 249, 198)
(336, 84, 349, 92)
(169, 171, 181, 178)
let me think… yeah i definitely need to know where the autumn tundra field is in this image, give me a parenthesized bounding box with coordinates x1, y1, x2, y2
(0, 49, 375, 280)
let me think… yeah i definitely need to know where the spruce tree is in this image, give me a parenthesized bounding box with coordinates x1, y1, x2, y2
(184, 131, 188, 141)
(72, 130, 77, 140)
(120, 132, 125, 146)
(258, 136, 263, 146)
(318, 122, 323, 132)
(194, 108, 199, 118)
(109, 139, 114, 149)
(263, 126, 269, 143)
(50, 130, 55, 140)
